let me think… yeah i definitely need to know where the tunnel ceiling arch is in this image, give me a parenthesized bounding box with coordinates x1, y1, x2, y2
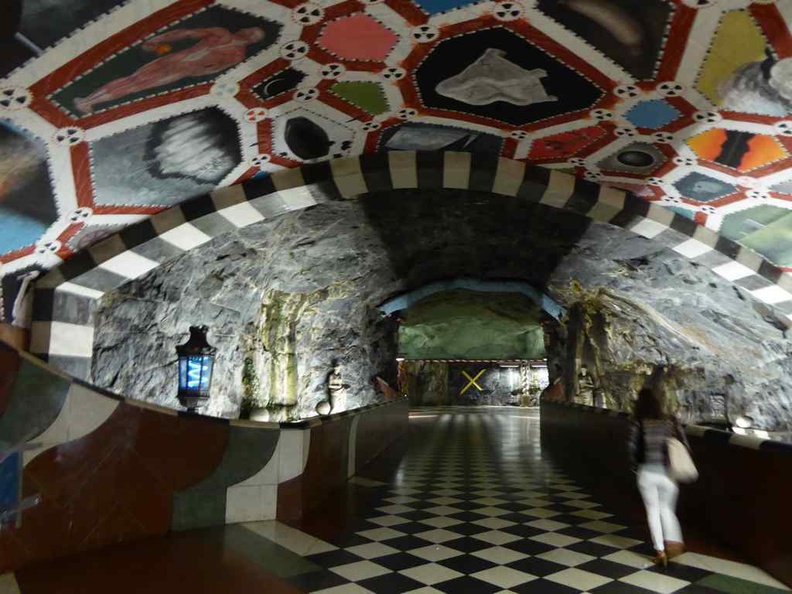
(28, 152, 792, 380)
(3, 0, 792, 320)
(377, 279, 564, 320)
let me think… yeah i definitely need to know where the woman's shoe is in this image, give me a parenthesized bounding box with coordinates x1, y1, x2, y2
(665, 541, 685, 559)
(651, 551, 668, 568)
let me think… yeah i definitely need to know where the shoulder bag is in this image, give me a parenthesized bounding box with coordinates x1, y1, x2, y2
(667, 422, 698, 483)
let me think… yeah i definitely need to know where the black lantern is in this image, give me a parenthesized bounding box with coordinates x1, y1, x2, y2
(176, 326, 217, 412)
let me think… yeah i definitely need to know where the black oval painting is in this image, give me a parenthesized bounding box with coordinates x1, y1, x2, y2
(616, 150, 655, 167)
(285, 117, 332, 160)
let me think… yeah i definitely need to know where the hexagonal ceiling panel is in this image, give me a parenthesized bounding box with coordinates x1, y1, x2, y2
(3, 0, 792, 319)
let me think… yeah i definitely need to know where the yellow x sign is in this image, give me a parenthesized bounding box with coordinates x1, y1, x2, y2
(460, 369, 485, 395)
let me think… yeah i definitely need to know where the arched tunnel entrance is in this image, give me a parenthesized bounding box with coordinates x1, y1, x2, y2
(380, 282, 553, 407)
(60, 176, 792, 434)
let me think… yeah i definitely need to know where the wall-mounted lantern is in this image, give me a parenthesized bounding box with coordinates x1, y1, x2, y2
(176, 326, 216, 413)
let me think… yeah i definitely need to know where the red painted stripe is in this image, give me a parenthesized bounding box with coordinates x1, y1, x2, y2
(656, 6, 696, 81)
(751, 3, 792, 59)
(70, 143, 94, 208)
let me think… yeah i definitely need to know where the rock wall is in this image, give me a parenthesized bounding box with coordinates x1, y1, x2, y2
(92, 188, 587, 418)
(92, 188, 792, 428)
(545, 224, 792, 431)
(92, 205, 402, 419)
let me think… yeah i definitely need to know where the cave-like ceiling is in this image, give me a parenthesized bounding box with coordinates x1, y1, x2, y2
(2, 0, 792, 320)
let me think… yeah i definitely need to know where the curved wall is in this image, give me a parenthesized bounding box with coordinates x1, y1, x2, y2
(0, 339, 408, 573)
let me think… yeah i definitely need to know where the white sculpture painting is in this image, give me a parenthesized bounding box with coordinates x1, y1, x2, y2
(436, 48, 558, 107)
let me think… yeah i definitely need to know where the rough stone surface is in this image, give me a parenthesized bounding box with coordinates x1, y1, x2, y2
(93, 189, 588, 418)
(546, 224, 792, 431)
(92, 187, 792, 429)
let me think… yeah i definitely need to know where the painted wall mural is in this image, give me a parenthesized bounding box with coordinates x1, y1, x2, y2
(2, 0, 792, 323)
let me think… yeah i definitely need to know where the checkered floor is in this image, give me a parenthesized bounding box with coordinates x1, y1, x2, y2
(285, 408, 790, 594)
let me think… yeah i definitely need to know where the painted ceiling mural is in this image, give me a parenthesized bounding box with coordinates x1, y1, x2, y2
(2, 0, 792, 323)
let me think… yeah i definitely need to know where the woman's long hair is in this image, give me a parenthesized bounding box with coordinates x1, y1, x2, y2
(634, 387, 665, 421)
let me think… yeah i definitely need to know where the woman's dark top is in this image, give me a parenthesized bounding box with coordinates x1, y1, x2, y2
(629, 417, 691, 470)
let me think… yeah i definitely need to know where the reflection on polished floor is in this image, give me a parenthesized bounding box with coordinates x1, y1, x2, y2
(10, 408, 790, 593)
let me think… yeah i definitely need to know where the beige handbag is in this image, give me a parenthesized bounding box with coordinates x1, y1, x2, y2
(667, 438, 698, 483)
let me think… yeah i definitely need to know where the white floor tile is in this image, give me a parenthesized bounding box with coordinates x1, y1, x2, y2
(471, 566, 537, 588)
(344, 542, 399, 560)
(530, 532, 582, 548)
(330, 560, 390, 581)
(546, 568, 613, 590)
(312, 584, 375, 594)
(400, 563, 464, 585)
(619, 570, 689, 593)
(520, 507, 561, 519)
(578, 520, 626, 533)
(538, 548, 596, 567)
(243, 521, 336, 557)
(472, 530, 522, 546)
(602, 550, 651, 569)
(473, 507, 511, 517)
(429, 497, 462, 505)
(472, 546, 529, 565)
(526, 519, 570, 531)
(411, 544, 464, 562)
(356, 527, 406, 541)
(424, 506, 462, 516)
(419, 516, 462, 529)
(473, 497, 509, 506)
(368, 515, 410, 527)
(590, 534, 643, 549)
(414, 528, 462, 544)
(472, 517, 516, 530)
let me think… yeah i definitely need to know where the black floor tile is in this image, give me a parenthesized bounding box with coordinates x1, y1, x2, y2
(567, 540, 624, 558)
(446, 536, 493, 554)
(357, 572, 425, 593)
(437, 554, 497, 575)
(386, 535, 435, 552)
(307, 549, 363, 568)
(448, 511, 488, 522)
(453, 501, 485, 511)
(589, 581, 658, 593)
(443, 522, 490, 536)
(506, 556, 568, 577)
(503, 538, 554, 556)
(399, 510, 436, 522)
(558, 526, 605, 540)
(576, 559, 639, 579)
(395, 521, 435, 535)
(647, 562, 713, 583)
(502, 524, 544, 538)
(374, 552, 426, 572)
(511, 578, 581, 593)
(433, 575, 502, 594)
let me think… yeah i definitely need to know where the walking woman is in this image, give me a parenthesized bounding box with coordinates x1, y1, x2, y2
(629, 387, 691, 567)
